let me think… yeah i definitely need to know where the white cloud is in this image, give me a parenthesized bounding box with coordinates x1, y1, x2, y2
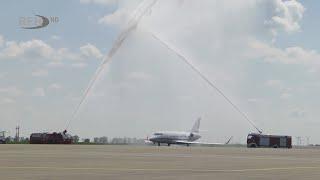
(0, 35, 4, 47)
(80, 0, 117, 6)
(98, 8, 130, 26)
(0, 39, 58, 60)
(0, 41, 24, 58)
(265, 79, 283, 88)
(15, 40, 52, 58)
(97, 0, 152, 27)
(127, 71, 152, 81)
(111, 0, 306, 42)
(31, 69, 49, 77)
(49, 83, 62, 90)
(54, 48, 79, 61)
(71, 62, 88, 68)
(32, 88, 46, 97)
(80, 43, 103, 59)
(47, 61, 65, 68)
(1, 97, 15, 104)
(264, 0, 305, 36)
(0, 38, 103, 63)
(51, 35, 61, 40)
(248, 39, 320, 66)
(0, 86, 22, 97)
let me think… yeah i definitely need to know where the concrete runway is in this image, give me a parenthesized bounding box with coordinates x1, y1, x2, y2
(1, 145, 320, 180)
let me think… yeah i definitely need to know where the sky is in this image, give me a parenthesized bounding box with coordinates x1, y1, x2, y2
(0, 0, 319, 144)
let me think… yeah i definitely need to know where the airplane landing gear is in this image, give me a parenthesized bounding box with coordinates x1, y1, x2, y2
(158, 142, 160, 146)
(167, 143, 170, 146)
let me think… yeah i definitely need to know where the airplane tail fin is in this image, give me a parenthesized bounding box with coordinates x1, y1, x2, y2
(225, 136, 233, 145)
(190, 117, 201, 133)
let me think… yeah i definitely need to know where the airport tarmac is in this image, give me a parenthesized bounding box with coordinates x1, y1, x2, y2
(1, 145, 320, 180)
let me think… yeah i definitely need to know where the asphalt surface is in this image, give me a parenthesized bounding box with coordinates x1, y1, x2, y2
(1, 144, 320, 180)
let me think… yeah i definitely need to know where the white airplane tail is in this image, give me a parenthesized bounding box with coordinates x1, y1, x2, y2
(190, 117, 201, 133)
(225, 136, 233, 144)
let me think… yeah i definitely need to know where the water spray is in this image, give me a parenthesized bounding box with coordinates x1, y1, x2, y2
(150, 32, 262, 134)
(65, 0, 158, 130)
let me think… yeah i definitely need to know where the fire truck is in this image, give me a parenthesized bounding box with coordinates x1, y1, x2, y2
(30, 130, 72, 144)
(247, 133, 292, 148)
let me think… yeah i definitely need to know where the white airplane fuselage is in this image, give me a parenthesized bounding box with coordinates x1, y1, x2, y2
(148, 131, 201, 146)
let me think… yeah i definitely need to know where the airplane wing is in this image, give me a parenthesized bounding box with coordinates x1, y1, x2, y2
(175, 141, 225, 146)
(175, 136, 233, 146)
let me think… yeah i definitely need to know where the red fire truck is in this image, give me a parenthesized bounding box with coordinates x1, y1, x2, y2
(30, 130, 72, 144)
(247, 133, 292, 148)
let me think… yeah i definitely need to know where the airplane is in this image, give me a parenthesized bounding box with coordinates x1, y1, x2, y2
(145, 117, 232, 146)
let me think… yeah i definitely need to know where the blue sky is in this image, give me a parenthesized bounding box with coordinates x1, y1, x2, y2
(0, 0, 319, 144)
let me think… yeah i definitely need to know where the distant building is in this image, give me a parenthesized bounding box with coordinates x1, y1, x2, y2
(110, 137, 145, 145)
(93, 136, 108, 144)
(72, 135, 79, 143)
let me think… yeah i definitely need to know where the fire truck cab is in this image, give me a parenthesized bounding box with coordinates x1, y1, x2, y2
(247, 133, 292, 148)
